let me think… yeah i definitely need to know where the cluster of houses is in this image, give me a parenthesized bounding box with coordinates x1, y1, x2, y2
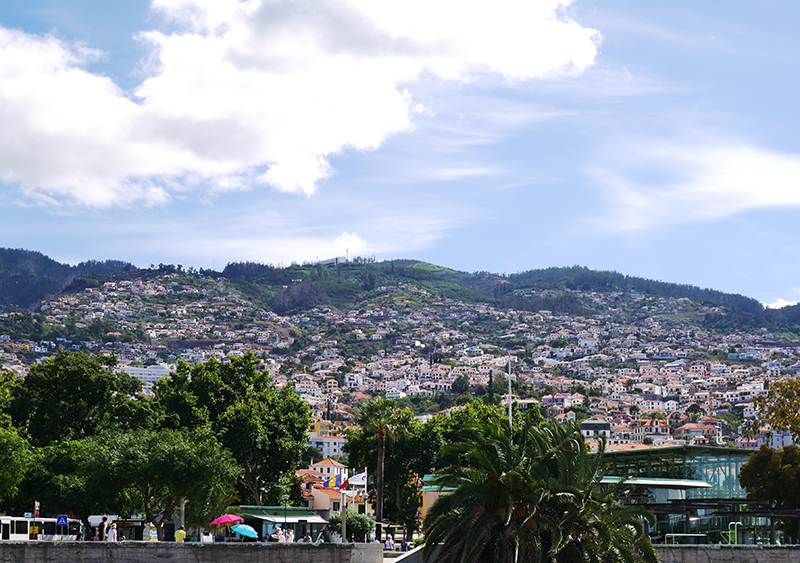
(3, 275, 800, 452)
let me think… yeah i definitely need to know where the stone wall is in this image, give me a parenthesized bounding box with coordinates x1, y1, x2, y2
(0, 541, 384, 563)
(655, 545, 800, 563)
(4, 542, 799, 563)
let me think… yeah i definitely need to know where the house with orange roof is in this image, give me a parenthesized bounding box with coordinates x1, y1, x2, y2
(309, 458, 349, 479)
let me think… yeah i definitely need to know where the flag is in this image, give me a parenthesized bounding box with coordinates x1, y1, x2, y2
(323, 474, 342, 488)
(339, 470, 367, 490)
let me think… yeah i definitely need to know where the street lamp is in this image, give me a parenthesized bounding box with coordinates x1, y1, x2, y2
(282, 494, 290, 540)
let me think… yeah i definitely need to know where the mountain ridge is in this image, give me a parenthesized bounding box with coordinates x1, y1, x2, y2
(1, 248, 799, 334)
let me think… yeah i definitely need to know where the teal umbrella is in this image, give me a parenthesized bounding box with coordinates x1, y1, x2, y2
(231, 523, 258, 539)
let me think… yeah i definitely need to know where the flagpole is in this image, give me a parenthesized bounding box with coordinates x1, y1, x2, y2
(508, 355, 513, 443)
(341, 489, 347, 542)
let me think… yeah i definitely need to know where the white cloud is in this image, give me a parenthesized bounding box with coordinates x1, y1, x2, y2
(0, 0, 599, 207)
(172, 230, 369, 266)
(765, 297, 798, 309)
(594, 144, 800, 230)
(435, 167, 503, 180)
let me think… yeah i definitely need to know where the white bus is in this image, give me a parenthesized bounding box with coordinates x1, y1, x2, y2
(0, 516, 83, 541)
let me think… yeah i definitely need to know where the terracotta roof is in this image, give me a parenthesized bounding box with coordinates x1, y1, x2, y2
(313, 486, 344, 498)
(311, 458, 347, 467)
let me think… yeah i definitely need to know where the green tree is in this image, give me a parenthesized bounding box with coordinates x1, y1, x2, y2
(423, 420, 656, 563)
(0, 370, 20, 418)
(739, 445, 800, 542)
(186, 484, 240, 530)
(154, 354, 269, 430)
(328, 509, 375, 542)
(347, 401, 521, 541)
(19, 437, 126, 533)
(451, 375, 470, 395)
(352, 397, 406, 538)
(216, 387, 310, 504)
(754, 378, 800, 440)
(154, 353, 311, 505)
(348, 411, 437, 540)
(0, 425, 30, 502)
(9, 351, 153, 446)
(302, 444, 324, 466)
(101, 428, 240, 540)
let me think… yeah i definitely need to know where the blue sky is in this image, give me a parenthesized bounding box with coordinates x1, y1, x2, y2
(1, 1, 799, 306)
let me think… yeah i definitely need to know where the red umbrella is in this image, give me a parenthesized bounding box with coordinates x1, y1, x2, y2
(210, 514, 244, 526)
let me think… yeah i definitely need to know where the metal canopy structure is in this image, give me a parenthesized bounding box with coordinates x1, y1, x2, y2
(602, 445, 751, 500)
(600, 445, 788, 545)
(599, 476, 712, 489)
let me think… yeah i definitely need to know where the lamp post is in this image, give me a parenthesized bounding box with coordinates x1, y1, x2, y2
(282, 494, 290, 540)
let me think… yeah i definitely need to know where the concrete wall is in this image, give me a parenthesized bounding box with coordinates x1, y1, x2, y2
(0, 541, 384, 563)
(655, 545, 800, 563)
(397, 544, 800, 563)
(390, 544, 438, 563)
(6, 542, 799, 563)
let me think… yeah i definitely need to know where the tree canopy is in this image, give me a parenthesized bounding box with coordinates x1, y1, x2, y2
(100, 428, 239, 539)
(154, 353, 311, 504)
(739, 445, 800, 542)
(328, 508, 375, 542)
(423, 420, 656, 563)
(9, 351, 152, 446)
(0, 350, 309, 531)
(754, 378, 800, 440)
(351, 397, 410, 538)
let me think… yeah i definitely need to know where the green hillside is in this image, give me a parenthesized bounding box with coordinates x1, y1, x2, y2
(0, 248, 134, 309)
(3, 249, 800, 336)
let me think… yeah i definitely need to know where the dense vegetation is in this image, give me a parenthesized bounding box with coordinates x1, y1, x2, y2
(0, 351, 309, 538)
(0, 248, 134, 309)
(5, 247, 800, 335)
(0, 311, 149, 344)
(423, 419, 656, 563)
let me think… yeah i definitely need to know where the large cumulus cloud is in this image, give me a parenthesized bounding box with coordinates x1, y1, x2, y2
(0, 0, 600, 206)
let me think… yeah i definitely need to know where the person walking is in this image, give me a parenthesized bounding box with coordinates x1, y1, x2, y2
(106, 523, 117, 542)
(98, 516, 108, 542)
(175, 526, 186, 542)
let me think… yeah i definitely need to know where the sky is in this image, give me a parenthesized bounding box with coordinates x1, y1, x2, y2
(0, 1, 799, 307)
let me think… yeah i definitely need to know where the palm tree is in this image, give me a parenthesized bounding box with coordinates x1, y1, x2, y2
(423, 420, 656, 563)
(353, 397, 403, 539)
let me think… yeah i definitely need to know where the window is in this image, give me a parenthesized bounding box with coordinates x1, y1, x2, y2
(43, 521, 56, 535)
(14, 521, 27, 534)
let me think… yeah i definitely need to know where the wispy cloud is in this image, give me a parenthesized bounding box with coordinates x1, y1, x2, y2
(434, 167, 504, 180)
(592, 143, 800, 230)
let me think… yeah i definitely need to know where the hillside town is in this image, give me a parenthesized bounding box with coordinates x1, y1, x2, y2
(1, 270, 797, 458)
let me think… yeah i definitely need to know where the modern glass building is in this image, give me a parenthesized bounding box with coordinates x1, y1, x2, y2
(604, 445, 749, 500)
(602, 445, 797, 545)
